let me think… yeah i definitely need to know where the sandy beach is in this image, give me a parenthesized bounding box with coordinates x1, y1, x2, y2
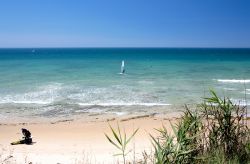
(1, 0, 250, 162)
(0, 113, 180, 164)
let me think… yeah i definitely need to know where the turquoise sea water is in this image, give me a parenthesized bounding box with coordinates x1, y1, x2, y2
(0, 48, 250, 119)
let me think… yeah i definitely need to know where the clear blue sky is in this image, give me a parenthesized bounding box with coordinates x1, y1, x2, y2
(0, 0, 250, 48)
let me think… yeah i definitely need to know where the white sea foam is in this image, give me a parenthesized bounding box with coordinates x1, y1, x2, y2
(240, 91, 250, 95)
(75, 108, 104, 113)
(0, 83, 62, 105)
(231, 99, 250, 106)
(0, 100, 50, 105)
(0, 95, 53, 105)
(109, 111, 127, 116)
(217, 79, 250, 83)
(223, 88, 237, 91)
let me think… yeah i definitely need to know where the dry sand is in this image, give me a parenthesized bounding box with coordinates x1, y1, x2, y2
(0, 113, 180, 164)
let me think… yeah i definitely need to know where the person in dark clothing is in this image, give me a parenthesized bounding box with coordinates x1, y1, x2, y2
(11, 128, 32, 145)
(21, 128, 32, 144)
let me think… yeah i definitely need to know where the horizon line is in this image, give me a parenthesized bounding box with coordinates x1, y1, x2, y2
(0, 47, 250, 49)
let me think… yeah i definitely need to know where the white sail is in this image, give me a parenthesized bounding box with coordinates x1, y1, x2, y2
(121, 60, 125, 74)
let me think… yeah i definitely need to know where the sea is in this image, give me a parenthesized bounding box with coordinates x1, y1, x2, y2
(0, 48, 250, 120)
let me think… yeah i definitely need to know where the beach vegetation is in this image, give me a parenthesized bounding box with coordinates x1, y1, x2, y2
(149, 90, 250, 164)
(105, 123, 139, 164)
(106, 90, 249, 163)
(150, 106, 202, 164)
(199, 90, 249, 163)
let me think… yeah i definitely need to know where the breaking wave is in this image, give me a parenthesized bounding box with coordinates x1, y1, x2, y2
(217, 79, 250, 83)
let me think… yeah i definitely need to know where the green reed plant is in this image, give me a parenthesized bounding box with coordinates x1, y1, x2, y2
(105, 123, 139, 164)
(200, 90, 250, 163)
(150, 107, 202, 164)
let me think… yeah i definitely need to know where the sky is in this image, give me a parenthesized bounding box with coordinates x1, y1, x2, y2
(0, 0, 250, 48)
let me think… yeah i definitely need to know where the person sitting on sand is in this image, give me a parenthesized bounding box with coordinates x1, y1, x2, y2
(11, 128, 32, 145)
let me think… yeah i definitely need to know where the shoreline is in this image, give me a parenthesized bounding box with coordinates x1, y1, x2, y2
(0, 107, 183, 125)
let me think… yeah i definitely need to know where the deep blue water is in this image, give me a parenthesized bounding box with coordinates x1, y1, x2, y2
(1, 48, 250, 60)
